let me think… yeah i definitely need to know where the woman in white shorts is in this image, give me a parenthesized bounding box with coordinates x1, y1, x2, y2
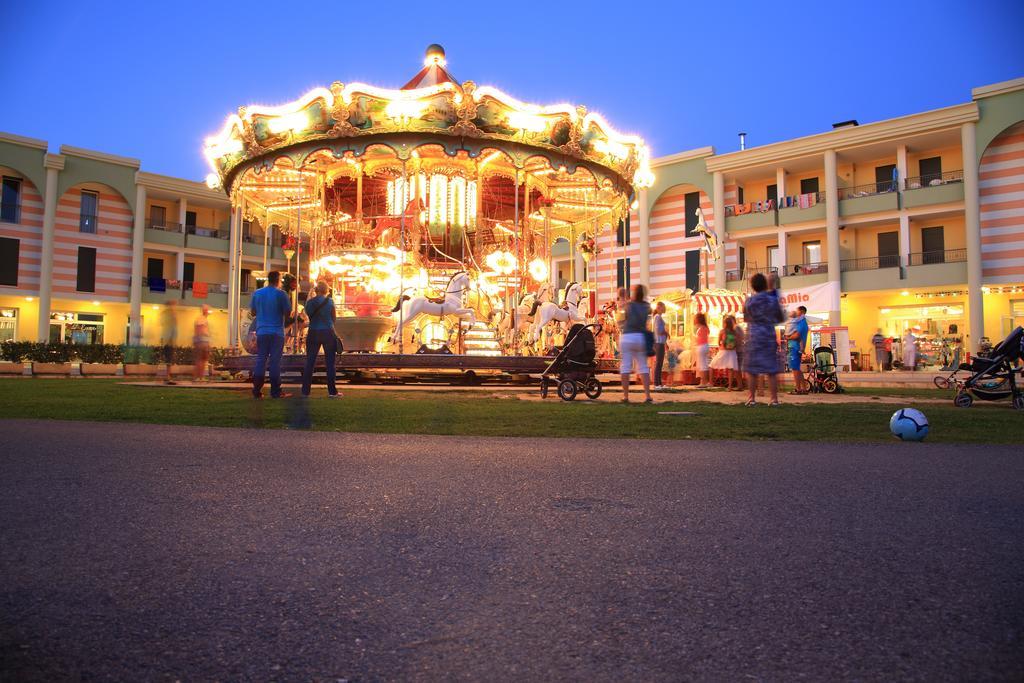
(693, 312, 711, 387)
(619, 284, 653, 404)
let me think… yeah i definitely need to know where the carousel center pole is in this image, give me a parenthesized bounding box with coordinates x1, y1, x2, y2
(398, 158, 407, 355)
(294, 196, 302, 354)
(513, 167, 520, 356)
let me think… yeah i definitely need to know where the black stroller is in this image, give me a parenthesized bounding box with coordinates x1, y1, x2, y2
(807, 345, 842, 394)
(952, 326, 1024, 410)
(540, 323, 602, 401)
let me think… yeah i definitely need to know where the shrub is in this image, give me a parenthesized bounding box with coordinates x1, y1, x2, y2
(26, 342, 74, 363)
(0, 340, 34, 362)
(123, 345, 157, 364)
(76, 344, 124, 364)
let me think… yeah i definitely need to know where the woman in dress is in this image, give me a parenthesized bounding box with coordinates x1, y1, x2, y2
(711, 314, 741, 390)
(619, 284, 653, 404)
(693, 312, 711, 387)
(742, 272, 785, 406)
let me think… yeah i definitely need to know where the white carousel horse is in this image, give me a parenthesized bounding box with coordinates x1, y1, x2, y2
(531, 281, 585, 343)
(496, 284, 552, 350)
(693, 207, 720, 260)
(390, 271, 475, 341)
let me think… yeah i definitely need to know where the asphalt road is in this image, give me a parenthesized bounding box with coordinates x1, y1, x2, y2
(1, 420, 1022, 682)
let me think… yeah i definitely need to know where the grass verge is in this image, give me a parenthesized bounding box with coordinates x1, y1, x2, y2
(0, 379, 1020, 443)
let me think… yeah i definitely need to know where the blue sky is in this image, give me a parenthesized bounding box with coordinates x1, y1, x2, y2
(3, 0, 1022, 181)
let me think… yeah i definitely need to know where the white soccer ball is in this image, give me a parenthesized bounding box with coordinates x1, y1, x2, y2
(890, 408, 930, 441)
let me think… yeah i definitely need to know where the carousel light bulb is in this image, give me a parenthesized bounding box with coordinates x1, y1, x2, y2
(206, 137, 243, 159)
(385, 99, 427, 120)
(528, 258, 549, 282)
(205, 173, 222, 189)
(267, 110, 310, 134)
(507, 111, 547, 133)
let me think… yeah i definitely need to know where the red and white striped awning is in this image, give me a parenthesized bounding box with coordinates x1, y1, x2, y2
(694, 292, 745, 315)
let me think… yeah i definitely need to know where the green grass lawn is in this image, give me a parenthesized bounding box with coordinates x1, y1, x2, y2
(0, 379, 1020, 443)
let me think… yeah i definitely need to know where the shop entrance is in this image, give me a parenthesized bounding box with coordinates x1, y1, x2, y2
(49, 312, 105, 344)
(877, 303, 964, 369)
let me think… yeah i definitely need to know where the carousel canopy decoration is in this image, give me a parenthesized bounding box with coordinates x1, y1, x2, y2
(203, 45, 654, 195)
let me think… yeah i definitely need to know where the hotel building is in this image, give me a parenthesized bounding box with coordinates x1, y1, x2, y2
(1, 77, 1022, 359)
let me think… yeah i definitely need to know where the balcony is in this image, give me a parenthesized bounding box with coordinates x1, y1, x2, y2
(142, 279, 229, 308)
(725, 266, 779, 291)
(839, 182, 899, 216)
(725, 202, 777, 232)
(902, 171, 964, 209)
(905, 249, 967, 287)
(145, 220, 185, 247)
(840, 255, 902, 291)
(185, 224, 229, 252)
(777, 192, 826, 224)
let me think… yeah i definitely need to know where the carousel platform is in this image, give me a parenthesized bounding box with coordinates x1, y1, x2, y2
(220, 352, 619, 381)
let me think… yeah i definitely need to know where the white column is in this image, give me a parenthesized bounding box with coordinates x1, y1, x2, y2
(775, 167, 786, 203)
(36, 154, 63, 341)
(777, 229, 788, 273)
(712, 171, 725, 288)
(129, 179, 147, 344)
(638, 187, 650, 287)
(899, 214, 911, 265)
(962, 122, 983, 353)
(226, 205, 242, 349)
(824, 149, 842, 325)
(175, 251, 185, 283)
(896, 144, 908, 192)
(177, 196, 187, 232)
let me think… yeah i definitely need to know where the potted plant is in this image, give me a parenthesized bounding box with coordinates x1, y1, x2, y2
(28, 342, 73, 375)
(578, 235, 601, 263)
(78, 344, 124, 375)
(0, 340, 31, 374)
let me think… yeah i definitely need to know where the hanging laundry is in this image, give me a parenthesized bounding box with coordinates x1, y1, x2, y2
(192, 281, 208, 299)
(798, 193, 810, 209)
(149, 277, 166, 292)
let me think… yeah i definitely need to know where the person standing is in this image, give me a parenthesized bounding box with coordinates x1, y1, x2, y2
(652, 301, 669, 389)
(903, 329, 917, 371)
(711, 315, 741, 390)
(693, 312, 711, 388)
(249, 270, 292, 399)
(871, 329, 886, 371)
(160, 300, 178, 386)
(620, 284, 653, 404)
(301, 281, 341, 398)
(192, 304, 211, 381)
(742, 272, 785, 406)
(787, 305, 810, 394)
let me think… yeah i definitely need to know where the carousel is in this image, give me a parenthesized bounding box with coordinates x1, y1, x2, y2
(206, 45, 654, 377)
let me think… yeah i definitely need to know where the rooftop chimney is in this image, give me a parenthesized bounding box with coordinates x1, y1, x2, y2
(832, 119, 859, 129)
(738, 132, 747, 151)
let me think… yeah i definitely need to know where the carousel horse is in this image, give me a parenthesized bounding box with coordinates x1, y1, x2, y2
(497, 284, 552, 348)
(373, 198, 424, 252)
(693, 207, 720, 260)
(389, 270, 475, 341)
(531, 281, 584, 343)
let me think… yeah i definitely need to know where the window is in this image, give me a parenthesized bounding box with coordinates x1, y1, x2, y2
(737, 187, 745, 205)
(0, 308, 16, 342)
(146, 257, 164, 281)
(0, 237, 19, 286)
(683, 191, 701, 236)
(616, 257, 631, 290)
(800, 177, 819, 195)
(921, 226, 945, 264)
(76, 246, 97, 292)
(1, 177, 21, 223)
(242, 220, 252, 242)
(615, 216, 631, 246)
(241, 268, 252, 293)
(877, 231, 899, 268)
(875, 164, 896, 193)
(768, 245, 781, 271)
(738, 246, 746, 272)
(50, 311, 105, 344)
(183, 262, 195, 290)
(80, 191, 99, 233)
(149, 205, 166, 228)
(766, 184, 777, 204)
(685, 249, 701, 292)
(185, 211, 197, 232)
(919, 157, 942, 186)
(802, 240, 821, 265)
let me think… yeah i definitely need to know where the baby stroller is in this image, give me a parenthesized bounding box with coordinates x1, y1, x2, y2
(540, 323, 602, 401)
(807, 345, 842, 394)
(952, 326, 1024, 410)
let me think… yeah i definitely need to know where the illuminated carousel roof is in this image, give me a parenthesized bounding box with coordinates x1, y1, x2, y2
(203, 45, 654, 195)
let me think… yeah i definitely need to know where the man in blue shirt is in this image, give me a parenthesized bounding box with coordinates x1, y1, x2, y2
(249, 270, 292, 398)
(787, 304, 810, 394)
(301, 281, 341, 398)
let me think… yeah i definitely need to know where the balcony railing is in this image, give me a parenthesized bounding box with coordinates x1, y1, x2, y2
(904, 170, 963, 190)
(186, 225, 228, 239)
(839, 181, 897, 200)
(907, 249, 966, 266)
(725, 200, 776, 217)
(784, 262, 827, 276)
(147, 220, 183, 232)
(79, 213, 99, 234)
(726, 265, 780, 282)
(840, 255, 901, 272)
(777, 191, 826, 209)
(0, 201, 20, 223)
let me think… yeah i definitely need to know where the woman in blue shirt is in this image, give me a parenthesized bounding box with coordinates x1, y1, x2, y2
(301, 281, 341, 398)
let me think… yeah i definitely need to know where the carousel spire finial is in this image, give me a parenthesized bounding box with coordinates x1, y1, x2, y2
(424, 43, 446, 67)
